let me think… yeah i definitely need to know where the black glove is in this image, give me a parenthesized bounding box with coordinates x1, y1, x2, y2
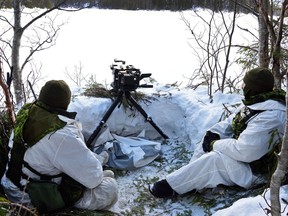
(202, 131, 220, 152)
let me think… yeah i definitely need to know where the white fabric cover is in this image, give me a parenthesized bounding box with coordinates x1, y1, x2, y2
(92, 128, 162, 170)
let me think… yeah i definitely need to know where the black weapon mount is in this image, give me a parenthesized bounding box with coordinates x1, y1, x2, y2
(86, 60, 169, 148)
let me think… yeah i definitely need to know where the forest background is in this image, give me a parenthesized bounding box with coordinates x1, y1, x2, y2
(1, 0, 257, 11)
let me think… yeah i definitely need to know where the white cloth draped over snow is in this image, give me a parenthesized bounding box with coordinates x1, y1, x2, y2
(92, 127, 162, 170)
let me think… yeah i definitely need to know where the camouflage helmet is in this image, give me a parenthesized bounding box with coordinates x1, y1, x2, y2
(243, 67, 274, 98)
(38, 80, 71, 110)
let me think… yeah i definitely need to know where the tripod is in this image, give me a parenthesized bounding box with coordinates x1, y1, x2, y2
(86, 90, 169, 148)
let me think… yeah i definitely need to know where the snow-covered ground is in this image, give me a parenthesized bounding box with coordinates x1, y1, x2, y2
(67, 84, 288, 215)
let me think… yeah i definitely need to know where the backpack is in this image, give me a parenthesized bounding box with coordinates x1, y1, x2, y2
(0, 110, 12, 197)
(0, 139, 9, 197)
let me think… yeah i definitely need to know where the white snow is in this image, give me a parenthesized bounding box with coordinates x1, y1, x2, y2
(68, 84, 287, 215)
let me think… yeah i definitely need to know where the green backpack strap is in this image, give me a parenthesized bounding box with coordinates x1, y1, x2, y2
(0, 108, 12, 196)
(6, 103, 34, 189)
(232, 107, 264, 139)
(23, 161, 62, 180)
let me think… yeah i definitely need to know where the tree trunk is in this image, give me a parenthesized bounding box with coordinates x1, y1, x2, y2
(258, 0, 287, 89)
(12, 0, 24, 106)
(270, 74, 288, 215)
(258, 0, 269, 68)
(10, 0, 67, 106)
(271, 0, 287, 89)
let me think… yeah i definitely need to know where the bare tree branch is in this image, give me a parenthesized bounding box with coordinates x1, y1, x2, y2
(0, 58, 15, 125)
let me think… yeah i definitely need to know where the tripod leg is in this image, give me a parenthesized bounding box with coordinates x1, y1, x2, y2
(126, 92, 169, 139)
(86, 92, 123, 148)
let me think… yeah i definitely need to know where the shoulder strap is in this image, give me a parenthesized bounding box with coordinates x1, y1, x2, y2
(243, 109, 264, 124)
(23, 161, 62, 181)
(232, 108, 264, 139)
